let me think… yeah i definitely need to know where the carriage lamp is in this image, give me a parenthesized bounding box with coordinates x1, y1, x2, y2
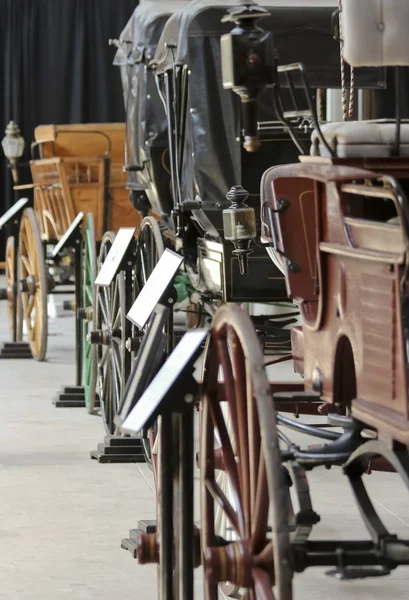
(221, 3, 274, 152)
(1, 121, 25, 183)
(223, 185, 256, 275)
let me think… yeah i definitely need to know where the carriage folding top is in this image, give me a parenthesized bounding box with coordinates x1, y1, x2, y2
(113, 1, 186, 217)
(152, 0, 385, 215)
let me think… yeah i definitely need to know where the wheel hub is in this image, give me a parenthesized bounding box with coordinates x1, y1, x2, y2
(0, 285, 13, 302)
(21, 275, 37, 296)
(77, 306, 93, 321)
(87, 330, 111, 345)
(125, 334, 143, 352)
(204, 540, 261, 588)
(132, 528, 202, 567)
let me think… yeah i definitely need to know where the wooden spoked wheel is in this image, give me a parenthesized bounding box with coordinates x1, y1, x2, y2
(82, 214, 97, 413)
(5, 236, 23, 340)
(95, 232, 126, 434)
(19, 208, 48, 361)
(136, 216, 165, 468)
(200, 305, 292, 600)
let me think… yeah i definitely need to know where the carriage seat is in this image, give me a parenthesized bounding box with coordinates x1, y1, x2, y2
(310, 121, 409, 159)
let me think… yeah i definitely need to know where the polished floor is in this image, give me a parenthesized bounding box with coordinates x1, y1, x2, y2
(0, 280, 408, 599)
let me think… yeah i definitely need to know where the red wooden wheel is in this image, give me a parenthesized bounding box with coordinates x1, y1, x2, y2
(200, 305, 293, 600)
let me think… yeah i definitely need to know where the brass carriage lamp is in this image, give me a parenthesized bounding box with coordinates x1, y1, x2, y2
(1, 120, 25, 183)
(223, 185, 256, 275)
(221, 3, 274, 152)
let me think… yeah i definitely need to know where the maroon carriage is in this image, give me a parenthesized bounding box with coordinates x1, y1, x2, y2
(201, 0, 409, 598)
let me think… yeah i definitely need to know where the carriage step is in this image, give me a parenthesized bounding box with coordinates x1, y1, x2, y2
(325, 565, 390, 580)
(90, 435, 145, 463)
(0, 341, 32, 359)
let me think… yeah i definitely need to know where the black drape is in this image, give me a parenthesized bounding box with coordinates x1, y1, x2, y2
(0, 0, 137, 258)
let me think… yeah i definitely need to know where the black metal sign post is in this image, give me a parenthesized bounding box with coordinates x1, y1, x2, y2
(90, 249, 184, 464)
(120, 328, 207, 599)
(52, 213, 86, 407)
(0, 198, 32, 358)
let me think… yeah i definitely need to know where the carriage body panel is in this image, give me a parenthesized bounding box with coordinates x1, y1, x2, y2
(30, 123, 140, 241)
(263, 158, 409, 442)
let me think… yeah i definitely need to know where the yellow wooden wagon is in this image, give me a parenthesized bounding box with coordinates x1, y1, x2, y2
(15, 123, 141, 364)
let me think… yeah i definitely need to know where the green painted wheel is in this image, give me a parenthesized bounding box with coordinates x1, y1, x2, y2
(82, 213, 97, 413)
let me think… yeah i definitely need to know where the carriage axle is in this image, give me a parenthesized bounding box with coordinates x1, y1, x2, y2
(293, 538, 409, 575)
(20, 275, 37, 295)
(0, 284, 13, 302)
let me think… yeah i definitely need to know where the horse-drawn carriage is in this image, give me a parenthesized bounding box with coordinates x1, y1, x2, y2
(1, 123, 142, 412)
(104, 0, 409, 598)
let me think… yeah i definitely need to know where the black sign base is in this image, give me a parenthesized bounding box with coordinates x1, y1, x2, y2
(53, 385, 86, 408)
(90, 435, 145, 463)
(0, 341, 32, 359)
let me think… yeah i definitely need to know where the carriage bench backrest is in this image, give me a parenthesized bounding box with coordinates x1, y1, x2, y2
(311, 0, 409, 158)
(342, 0, 409, 68)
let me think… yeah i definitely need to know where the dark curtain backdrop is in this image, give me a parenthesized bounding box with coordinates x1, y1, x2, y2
(0, 0, 137, 258)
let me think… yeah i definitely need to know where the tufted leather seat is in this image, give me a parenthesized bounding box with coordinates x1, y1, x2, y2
(311, 121, 409, 158)
(311, 0, 409, 159)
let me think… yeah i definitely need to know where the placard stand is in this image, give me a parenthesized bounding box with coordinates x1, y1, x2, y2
(121, 368, 198, 599)
(90, 434, 145, 464)
(52, 214, 87, 407)
(90, 291, 176, 465)
(0, 198, 31, 358)
(119, 328, 207, 598)
(88, 236, 146, 463)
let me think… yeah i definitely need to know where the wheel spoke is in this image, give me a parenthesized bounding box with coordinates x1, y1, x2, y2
(251, 451, 269, 554)
(215, 334, 242, 474)
(103, 286, 111, 325)
(204, 477, 240, 534)
(253, 568, 274, 600)
(231, 329, 251, 537)
(26, 295, 35, 318)
(111, 350, 120, 413)
(112, 308, 121, 332)
(98, 288, 109, 326)
(21, 254, 32, 275)
(110, 279, 119, 327)
(208, 395, 245, 535)
(99, 346, 109, 368)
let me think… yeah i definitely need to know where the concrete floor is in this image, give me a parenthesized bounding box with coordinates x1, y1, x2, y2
(0, 281, 409, 599)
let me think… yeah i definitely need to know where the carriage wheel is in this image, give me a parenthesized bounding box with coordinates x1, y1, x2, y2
(94, 232, 126, 434)
(82, 214, 97, 413)
(200, 305, 293, 600)
(136, 216, 165, 467)
(5, 236, 23, 340)
(19, 208, 48, 361)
